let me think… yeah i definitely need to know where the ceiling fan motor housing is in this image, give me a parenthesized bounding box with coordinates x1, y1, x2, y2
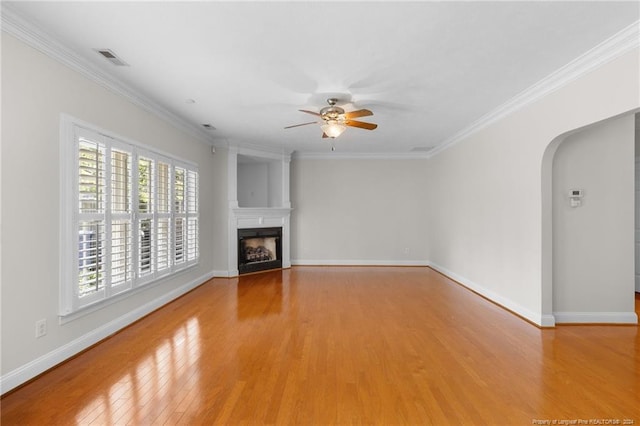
(320, 98, 345, 122)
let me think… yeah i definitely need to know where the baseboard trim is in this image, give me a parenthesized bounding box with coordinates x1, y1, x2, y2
(428, 262, 550, 327)
(0, 271, 214, 395)
(553, 311, 638, 324)
(539, 314, 557, 328)
(291, 259, 430, 267)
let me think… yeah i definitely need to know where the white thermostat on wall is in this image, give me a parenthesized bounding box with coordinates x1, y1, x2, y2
(569, 189, 583, 207)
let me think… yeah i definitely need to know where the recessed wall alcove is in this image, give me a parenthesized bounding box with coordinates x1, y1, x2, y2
(237, 154, 284, 208)
(541, 111, 639, 325)
(227, 147, 292, 276)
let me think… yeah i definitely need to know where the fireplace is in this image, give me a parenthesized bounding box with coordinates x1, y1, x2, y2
(238, 227, 283, 274)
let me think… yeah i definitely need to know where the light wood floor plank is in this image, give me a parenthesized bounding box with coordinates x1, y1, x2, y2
(1, 267, 639, 425)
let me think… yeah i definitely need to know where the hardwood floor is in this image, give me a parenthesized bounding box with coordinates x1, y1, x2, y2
(2, 267, 639, 425)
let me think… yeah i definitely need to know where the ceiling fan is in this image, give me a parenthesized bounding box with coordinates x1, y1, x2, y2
(285, 98, 378, 140)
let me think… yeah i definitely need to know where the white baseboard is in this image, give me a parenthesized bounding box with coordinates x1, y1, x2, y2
(428, 262, 549, 327)
(213, 269, 232, 277)
(291, 259, 430, 267)
(0, 271, 214, 395)
(539, 314, 557, 328)
(553, 311, 638, 324)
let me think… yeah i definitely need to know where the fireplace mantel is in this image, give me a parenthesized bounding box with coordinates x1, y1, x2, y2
(226, 147, 292, 276)
(232, 207, 293, 221)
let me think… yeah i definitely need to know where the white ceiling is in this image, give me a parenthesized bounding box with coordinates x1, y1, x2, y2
(4, 1, 639, 155)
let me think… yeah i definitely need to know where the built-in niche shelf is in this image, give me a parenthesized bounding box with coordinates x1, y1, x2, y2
(228, 147, 291, 209)
(227, 147, 292, 276)
(237, 154, 283, 208)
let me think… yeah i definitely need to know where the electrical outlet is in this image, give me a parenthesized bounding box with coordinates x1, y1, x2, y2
(35, 319, 47, 338)
(403, 247, 410, 254)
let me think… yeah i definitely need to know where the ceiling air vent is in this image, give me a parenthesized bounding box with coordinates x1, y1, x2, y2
(411, 146, 433, 152)
(202, 124, 216, 130)
(95, 49, 129, 66)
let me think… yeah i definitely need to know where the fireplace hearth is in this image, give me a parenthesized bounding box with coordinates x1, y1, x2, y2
(238, 227, 283, 274)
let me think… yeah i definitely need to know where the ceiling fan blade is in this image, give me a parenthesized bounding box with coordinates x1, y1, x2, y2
(299, 109, 322, 117)
(345, 120, 378, 130)
(343, 109, 373, 119)
(284, 121, 317, 129)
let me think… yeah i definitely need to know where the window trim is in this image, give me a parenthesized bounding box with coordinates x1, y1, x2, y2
(59, 114, 199, 318)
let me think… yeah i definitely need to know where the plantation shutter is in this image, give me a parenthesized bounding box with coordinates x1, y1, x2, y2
(157, 160, 172, 273)
(77, 133, 106, 302)
(110, 147, 133, 293)
(137, 155, 155, 279)
(174, 166, 186, 266)
(186, 169, 199, 262)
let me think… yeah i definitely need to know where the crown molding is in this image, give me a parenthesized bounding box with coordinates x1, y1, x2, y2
(235, 141, 294, 158)
(427, 20, 640, 159)
(1, 4, 215, 146)
(218, 139, 294, 159)
(293, 151, 431, 160)
(237, 146, 293, 161)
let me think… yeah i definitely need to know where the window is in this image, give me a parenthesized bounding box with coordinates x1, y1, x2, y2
(60, 117, 199, 315)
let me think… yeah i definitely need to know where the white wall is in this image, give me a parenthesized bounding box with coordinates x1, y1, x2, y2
(1, 34, 220, 391)
(552, 115, 636, 322)
(637, 161, 640, 293)
(428, 48, 639, 326)
(635, 115, 640, 293)
(290, 158, 429, 265)
(212, 147, 229, 275)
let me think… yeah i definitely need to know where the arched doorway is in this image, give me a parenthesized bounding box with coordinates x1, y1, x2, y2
(541, 112, 638, 324)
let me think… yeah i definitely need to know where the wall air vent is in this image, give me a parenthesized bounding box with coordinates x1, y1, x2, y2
(95, 49, 129, 66)
(411, 146, 433, 152)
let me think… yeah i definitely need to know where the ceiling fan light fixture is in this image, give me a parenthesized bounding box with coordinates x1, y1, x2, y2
(285, 99, 376, 140)
(321, 121, 346, 138)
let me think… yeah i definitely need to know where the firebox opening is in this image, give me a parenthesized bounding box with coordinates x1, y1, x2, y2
(238, 227, 282, 274)
(243, 237, 276, 263)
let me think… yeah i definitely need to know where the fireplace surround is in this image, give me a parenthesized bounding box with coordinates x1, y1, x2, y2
(225, 147, 292, 277)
